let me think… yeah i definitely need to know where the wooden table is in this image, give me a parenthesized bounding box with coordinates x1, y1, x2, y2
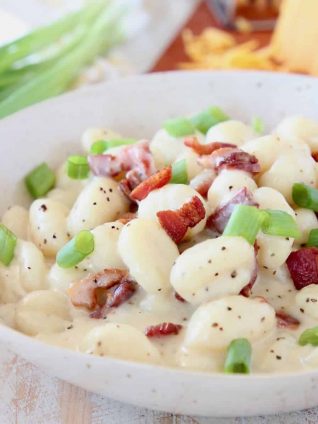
(1, 2, 316, 423)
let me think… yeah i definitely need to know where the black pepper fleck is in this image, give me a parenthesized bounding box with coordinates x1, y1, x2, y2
(40, 204, 47, 212)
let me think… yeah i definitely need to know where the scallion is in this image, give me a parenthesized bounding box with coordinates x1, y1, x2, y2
(307, 229, 318, 247)
(164, 117, 195, 137)
(67, 155, 89, 179)
(0, 224, 17, 266)
(57, 230, 94, 268)
(299, 326, 318, 346)
(224, 338, 252, 374)
(90, 138, 136, 154)
(251, 117, 264, 135)
(25, 162, 55, 199)
(223, 205, 264, 245)
(191, 106, 229, 134)
(261, 209, 301, 239)
(170, 159, 188, 184)
(292, 183, 318, 212)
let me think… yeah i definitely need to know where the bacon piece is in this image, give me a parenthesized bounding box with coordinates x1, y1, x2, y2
(88, 154, 122, 177)
(184, 136, 236, 155)
(89, 141, 156, 180)
(199, 147, 260, 175)
(286, 247, 318, 290)
(190, 169, 215, 197)
(145, 322, 183, 337)
(207, 188, 257, 233)
(175, 292, 186, 303)
(117, 212, 136, 225)
(312, 152, 318, 162)
(130, 167, 172, 201)
(69, 269, 136, 314)
(157, 196, 206, 243)
(276, 310, 300, 330)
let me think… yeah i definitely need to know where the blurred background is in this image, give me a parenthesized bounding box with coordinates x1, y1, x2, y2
(0, 0, 315, 118)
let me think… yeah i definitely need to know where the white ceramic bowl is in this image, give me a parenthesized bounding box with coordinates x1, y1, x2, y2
(1, 71, 318, 417)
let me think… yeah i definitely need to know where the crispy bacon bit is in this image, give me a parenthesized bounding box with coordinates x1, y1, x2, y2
(276, 310, 300, 330)
(145, 322, 183, 337)
(157, 196, 206, 243)
(207, 188, 257, 233)
(68, 269, 136, 316)
(88, 154, 122, 177)
(184, 136, 236, 156)
(88, 141, 156, 180)
(286, 247, 318, 290)
(190, 169, 215, 197)
(175, 292, 186, 303)
(312, 152, 318, 162)
(117, 212, 137, 224)
(130, 167, 172, 201)
(199, 147, 260, 175)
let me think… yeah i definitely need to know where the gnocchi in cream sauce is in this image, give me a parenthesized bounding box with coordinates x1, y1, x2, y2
(2, 109, 318, 375)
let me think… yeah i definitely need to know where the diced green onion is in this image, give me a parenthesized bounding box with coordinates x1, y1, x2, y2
(191, 106, 229, 134)
(170, 159, 188, 184)
(57, 230, 94, 268)
(224, 338, 252, 374)
(299, 326, 318, 346)
(251, 117, 264, 135)
(292, 183, 318, 212)
(67, 155, 89, 179)
(90, 138, 136, 154)
(164, 117, 195, 137)
(223, 205, 264, 245)
(25, 162, 55, 199)
(307, 229, 318, 247)
(0, 224, 17, 266)
(261, 209, 301, 239)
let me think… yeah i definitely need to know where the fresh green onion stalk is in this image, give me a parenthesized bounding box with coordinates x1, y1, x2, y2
(25, 162, 55, 198)
(0, 224, 17, 266)
(299, 326, 318, 346)
(170, 159, 188, 184)
(261, 210, 301, 239)
(223, 205, 264, 245)
(90, 138, 136, 154)
(57, 230, 95, 268)
(191, 106, 229, 134)
(307, 229, 318, 247)
(224, 338, 252, 374)
(164, 117, 195, 137)
(292, 183, 318, 212)
(67, 155, 89, 179)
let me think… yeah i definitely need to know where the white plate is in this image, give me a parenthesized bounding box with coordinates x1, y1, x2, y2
(1, 71, 318, 417)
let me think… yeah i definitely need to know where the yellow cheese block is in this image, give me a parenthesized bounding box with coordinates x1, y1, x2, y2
(271, 0, 318, 75)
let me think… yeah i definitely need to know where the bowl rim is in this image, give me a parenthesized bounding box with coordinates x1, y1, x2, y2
(1, 69, 318, 381)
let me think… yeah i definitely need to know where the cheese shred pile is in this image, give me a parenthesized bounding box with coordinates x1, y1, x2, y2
(179, 28, 289, 72)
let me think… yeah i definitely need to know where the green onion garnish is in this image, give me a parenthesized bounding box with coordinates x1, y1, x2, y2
(299, 326, 318, 346)
(25, 162, 55, 199)
(56, 230, 94, 268)
(251, 117, 264, 135)
(67, 155, 89, 179)
(191, 106, 229, 134)
(0, 224, 17, 266)
(90, 138, 136, 154)
(170, 159, 188, 184)
(307, 229, 318, 247)
(164, 117, 195, 137)
(292, 183, 318, 211)
(223, 205, 264, 245)
(224, 338, 252, 374)
(261, 210, 301, 239)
